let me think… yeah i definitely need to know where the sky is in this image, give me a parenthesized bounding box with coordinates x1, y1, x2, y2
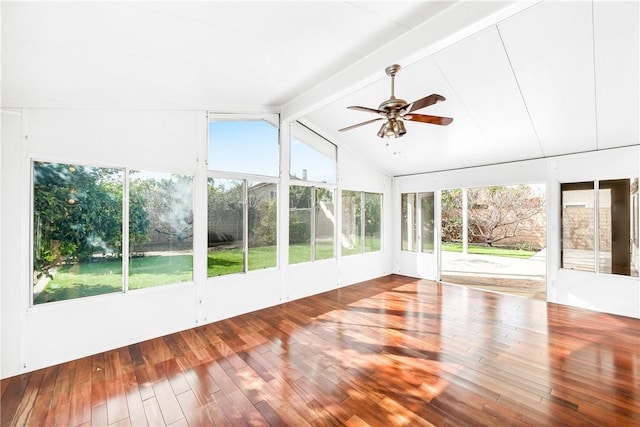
(209, 120, 336, 183)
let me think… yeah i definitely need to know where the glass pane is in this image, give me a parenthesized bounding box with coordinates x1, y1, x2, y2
(599, 178, 638, 277)
(561, 182, 595, 271)
(419, 192, 435, 253)
(364, 192, 382, 253)
(401, 193, 417, 252)
(208, 178, 244, 276)
(33, 162, 123, 304)
(341, 191, 362, 256)
(441, 189, 463, 247)
(248, 181, 277, 271)
(208, 119, 279, 176)
(315, 188, 335, 260)
(290, 122, 336, 184)
(289, 186, 312, 264)
(128, 172, 193, 289)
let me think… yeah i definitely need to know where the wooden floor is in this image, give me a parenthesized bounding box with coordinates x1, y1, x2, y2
(2, 275, 639, 426)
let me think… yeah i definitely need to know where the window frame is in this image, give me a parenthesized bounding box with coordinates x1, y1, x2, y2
(560, 178, 639, 277)
(207, 171, 279, 276)
(400, 191, 435, 253)
(30, 159, 196, 307)
(289, 121, 337, 185)
(341, 190, 383, 257)
(207, 113, 281, 177)
(289, 181, 336, 264)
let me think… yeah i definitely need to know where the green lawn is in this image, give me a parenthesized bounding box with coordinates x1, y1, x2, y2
(36, 241, 379, 304)
(441, 242, 535, 259)
(34, 255, 194, 304)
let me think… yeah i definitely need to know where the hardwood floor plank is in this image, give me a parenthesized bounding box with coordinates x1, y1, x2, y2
(68, 378, 92, 427)
(8, 374, 41, 427)
(125, 387, 148, 427)
(176, 390, 215, 427)
(142, 396, 165, 427)
(2, 275, 639, 426)
(91, 353, 107, 408)
(91, 403, 108, 427)
(152, 379, 184, 426)
(23, 390, 53, 426)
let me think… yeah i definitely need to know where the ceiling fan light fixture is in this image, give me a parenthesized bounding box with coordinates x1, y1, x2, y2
(377, 118, 406, 139)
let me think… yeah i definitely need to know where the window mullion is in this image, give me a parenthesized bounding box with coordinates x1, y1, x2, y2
(360, 192, 366, 254)
(243, 179, 249, 273)
(311, 187, 317, 261)
(123, 169, 130, 292)
(594, 180, 600, 273)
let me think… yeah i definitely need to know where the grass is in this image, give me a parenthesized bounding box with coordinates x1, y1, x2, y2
(36, 243, 340, 303)
(35, 238, 385, 303)
(441, 242, 536, 259)
(34, 255, 194, 304)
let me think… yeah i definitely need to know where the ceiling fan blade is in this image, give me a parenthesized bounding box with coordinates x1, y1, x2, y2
(347, 106, 386, 115)
(408, 94, 446, 113)
(338, 117, 384, 132)
(406, 114, 453, 126)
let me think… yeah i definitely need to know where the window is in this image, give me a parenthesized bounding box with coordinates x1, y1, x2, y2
(207, 114, 280, 276)
(32, 162, 195, 305)
(289, 185, 335, 264)
(341, 191, 383, 256)
(208, 116, 279, 177)
(129, 171, 193, 289)
(33, 162, 124, 304)
(289, 122, 337, 264)
(207, 178, 244, 276)
(290, 122, 336, 183)
(401, 193, 417, 251)
(401, 192, 434, 253)
(248, 181, 278, 270)
(561, 179, 639, 277)
(341, 191, 362, 256)
(419, 192, 435, 253)
(315, 188, 335, 260)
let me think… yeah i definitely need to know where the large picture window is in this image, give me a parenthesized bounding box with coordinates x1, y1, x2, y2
(32, 162, 195, 305)
(341, 191, 382, 256)
(561, 178, 639, 277)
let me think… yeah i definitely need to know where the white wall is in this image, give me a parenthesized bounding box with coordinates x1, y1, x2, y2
(0, 108, 393, 378)
(393, 146, 640, 319)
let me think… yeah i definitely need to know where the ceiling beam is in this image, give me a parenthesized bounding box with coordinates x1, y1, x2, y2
(281, 0, 541, 123)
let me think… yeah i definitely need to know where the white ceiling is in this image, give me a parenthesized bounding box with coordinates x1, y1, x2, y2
(2, 1, 639, 177)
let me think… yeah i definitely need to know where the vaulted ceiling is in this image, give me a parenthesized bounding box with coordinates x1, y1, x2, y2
(2, 1, 638, 176)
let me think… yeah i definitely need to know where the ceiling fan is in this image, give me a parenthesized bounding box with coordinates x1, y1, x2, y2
(338, 64, 453, 138)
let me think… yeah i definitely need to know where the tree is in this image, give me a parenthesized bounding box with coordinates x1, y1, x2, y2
(441, 189, 463, 242)
(441, 186, 545, 247)
(467, 185, 545, 246)
(135, 176, 193, 243)
(251, 198, 277, 247)
(207, 179, 243, 245)
(364, 192, 381, 237)
(33, 163, 150, 280)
